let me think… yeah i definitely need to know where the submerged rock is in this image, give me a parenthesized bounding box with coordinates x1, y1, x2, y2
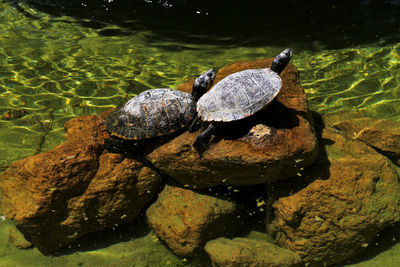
(7, 224, 32, 249)
(147, 59, 318, 189)
(204, 237, 302, 267)
(273, 126, 400, 266)
(329, 117, 400, 165)
(146, 184, 245, 256)
(0, 111, 162, 253)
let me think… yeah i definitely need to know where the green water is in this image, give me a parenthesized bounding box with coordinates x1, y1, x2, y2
(0, 0, 400, 266)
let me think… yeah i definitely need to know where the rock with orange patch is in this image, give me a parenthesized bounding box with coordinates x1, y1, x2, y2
(273, 127, 400, 266)
(147, 59, 318, 189)
(146, 184, 245, 256)
(0, 111, 161, 253)
(204, 237, 302, 267)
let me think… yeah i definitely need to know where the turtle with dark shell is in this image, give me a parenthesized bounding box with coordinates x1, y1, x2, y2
(191, 48, 292, 152)
(106, 69, 216, 140)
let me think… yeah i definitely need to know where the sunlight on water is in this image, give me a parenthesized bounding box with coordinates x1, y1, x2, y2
(297, 45, 400, 120)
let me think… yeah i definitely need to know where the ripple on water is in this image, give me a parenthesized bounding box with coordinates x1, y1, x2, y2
(296, 45, 400, 119)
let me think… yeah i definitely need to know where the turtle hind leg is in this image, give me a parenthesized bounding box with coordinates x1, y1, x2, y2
(193, 124, 215, 153)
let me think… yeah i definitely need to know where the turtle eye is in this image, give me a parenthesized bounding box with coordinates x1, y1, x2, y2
(207, 70, 216, 79)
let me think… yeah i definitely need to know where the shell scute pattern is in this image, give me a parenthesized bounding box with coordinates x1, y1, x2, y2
(197, 68, 281, 122)
(106, 88, 196, 139)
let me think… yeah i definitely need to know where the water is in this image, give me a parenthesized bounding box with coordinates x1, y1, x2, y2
(0, 0, 399, 265)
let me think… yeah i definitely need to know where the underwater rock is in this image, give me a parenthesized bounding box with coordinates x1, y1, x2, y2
(204, 237, 302, 267)
(0, 111, 161, 253)
(7, 225, 32, 249)
(328, 117, 400, 165)
(146, 58, 318, 189)
(273, 126, 400, 266)
(146, 184, 245, 256)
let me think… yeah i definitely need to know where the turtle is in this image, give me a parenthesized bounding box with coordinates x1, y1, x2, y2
(191, 48, 292, 152)
(105, 69, 216, 140)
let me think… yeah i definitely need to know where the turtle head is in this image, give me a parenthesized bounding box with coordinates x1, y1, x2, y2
(192, 69, 216, 101)
(270, 48, 292, 75)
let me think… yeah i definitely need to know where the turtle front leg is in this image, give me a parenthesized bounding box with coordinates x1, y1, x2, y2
(193, 124, 215, 153)
(188, 115, 201, 133)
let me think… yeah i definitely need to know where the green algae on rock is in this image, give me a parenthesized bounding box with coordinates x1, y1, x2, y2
(205, 237, 302, 267)
(328, 117, 400, 165)
(273, 126, 400, 266)
(146, 184, 246, 256)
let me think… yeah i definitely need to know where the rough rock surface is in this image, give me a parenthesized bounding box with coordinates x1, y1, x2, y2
(0, 111, 162, 253)
(204, 237, 302, 267)
(273, 126, 400, 266)
(146, 184, 245, 256)
(147, 58, 318, 189)
(329, 117, 400, 165)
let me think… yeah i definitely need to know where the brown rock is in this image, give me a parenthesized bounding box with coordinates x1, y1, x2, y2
(146, 184, 245, 256)
(147, 59, 318, 189)
(204, 237, 303, 267)
(329, 117, 400, 165)
(273, 127, 400, 266)
(0, 111, 162, 253)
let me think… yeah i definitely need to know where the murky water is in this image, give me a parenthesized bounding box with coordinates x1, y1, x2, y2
(0, 0, 400, 265)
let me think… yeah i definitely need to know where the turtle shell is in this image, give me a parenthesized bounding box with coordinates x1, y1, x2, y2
(106, 88, 196, 139)
(196, 68, 282, 122)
